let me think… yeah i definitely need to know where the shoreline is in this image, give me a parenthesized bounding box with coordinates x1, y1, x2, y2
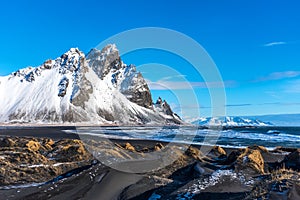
(1, 126, 300, 150)
(1, 123, 299, 129)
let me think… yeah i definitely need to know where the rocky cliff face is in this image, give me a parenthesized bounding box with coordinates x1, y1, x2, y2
(0, 44, 181, 125)
(86, 45, 153, 109)
(86, 45, 122, 80)
(118, 66, 153, 109)
(154, 97, 182, 124)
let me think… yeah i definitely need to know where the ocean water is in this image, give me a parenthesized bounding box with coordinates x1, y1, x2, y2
(68, 126, 300, 149)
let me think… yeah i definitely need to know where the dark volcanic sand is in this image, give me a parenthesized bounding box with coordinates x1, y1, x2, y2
(0, 127, 299, 200)
(0, 126, 79, 140)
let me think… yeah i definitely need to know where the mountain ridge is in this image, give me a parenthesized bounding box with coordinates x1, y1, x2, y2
(0, 44, 181, 125)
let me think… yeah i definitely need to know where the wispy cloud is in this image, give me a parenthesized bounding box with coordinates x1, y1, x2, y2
(173, 102, 300, 110)
(159, 75, 187, 81)
(253, 71, 300, 82)
(265, 91, 281, 99)
(226, 103, 252, 107)
(264, 41, 286, 47)
(284, 79, 300, 93)
(173, 104, 211, 109)
(146, 80, 236, 90)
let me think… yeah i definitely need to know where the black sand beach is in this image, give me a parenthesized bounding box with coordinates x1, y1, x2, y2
(0, 126, 79, 140)
(0, 127, 299, 200)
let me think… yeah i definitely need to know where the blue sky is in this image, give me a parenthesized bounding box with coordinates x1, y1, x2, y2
(0, 0, 300, 118)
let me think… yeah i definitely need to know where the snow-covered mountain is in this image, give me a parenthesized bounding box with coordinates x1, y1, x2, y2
(0, 44, 181, 125)
(192, 116, 273, 127)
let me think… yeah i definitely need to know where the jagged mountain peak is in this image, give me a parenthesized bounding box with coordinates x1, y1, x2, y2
(86, 44, 122, 80)
(0, 44, 182, 125)
(156, 97, 163, 105)
(9, 47, 86, 83)
(57, 48, 85, 74)
(154, 97, 181, 123)
(87, 44, 119, 61)
(100, 44, 118, 54)
(60, 47, 84, 58)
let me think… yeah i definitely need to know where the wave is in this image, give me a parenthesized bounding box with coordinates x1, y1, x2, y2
(63, 126, 300, 148)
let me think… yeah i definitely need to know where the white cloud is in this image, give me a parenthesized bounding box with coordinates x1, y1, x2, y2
(159, 75, 187, 81)
(263, 41, 286, 47)
(146, 80, 236, 90)
(254, 71, 300, 82)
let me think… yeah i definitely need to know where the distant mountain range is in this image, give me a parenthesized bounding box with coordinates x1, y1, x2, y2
(191, 116, 273, 127)
(191, 114, 300, 127)
(0, 44, 181, 125)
